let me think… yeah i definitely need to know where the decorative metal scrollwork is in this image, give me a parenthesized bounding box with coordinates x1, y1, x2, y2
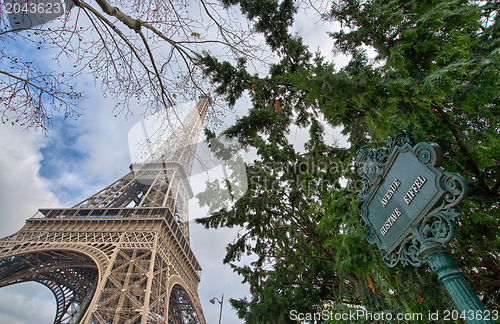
(440, 171, 468, 207)
(354, 132, 412, 201)
(365, 223, 376, 245)
(381, 250, 399, 268)
(400, 238, 423, 267)
(387, 130, 412, 152)
(355, 131, 467, 268)
(414, 141, 442, 166)
(419, 209, 459, 248)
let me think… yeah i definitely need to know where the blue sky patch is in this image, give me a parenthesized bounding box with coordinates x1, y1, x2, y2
(39, 116, 89, 202)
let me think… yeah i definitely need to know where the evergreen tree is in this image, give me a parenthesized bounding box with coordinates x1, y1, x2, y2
(196, 0, 499, 321)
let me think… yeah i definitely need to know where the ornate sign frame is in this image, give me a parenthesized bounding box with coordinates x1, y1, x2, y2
(355, 131, 468, 267)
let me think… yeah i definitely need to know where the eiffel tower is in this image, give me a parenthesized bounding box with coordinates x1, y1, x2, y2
(0, 96, 212, 323)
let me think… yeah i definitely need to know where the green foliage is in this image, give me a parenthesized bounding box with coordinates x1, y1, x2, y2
(197, 0, 500, 321)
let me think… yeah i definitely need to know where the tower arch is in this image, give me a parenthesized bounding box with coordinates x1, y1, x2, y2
(0, 247, 101, 324)
(167, 276, 204, 324)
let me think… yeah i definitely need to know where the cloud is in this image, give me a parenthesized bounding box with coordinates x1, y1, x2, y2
(0, 125, 60, 323)
(0, 283, 56, 324)
(191, 222, 250, 324)
(36, 88, 141, 205)
(292, 5, 350, 68)
(0, 125, 60, 237)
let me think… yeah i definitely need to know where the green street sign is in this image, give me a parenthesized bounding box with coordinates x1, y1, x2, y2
(366, 147, 444, 253)
(355, 132, 493, 323)
(355, 131, 467, 267)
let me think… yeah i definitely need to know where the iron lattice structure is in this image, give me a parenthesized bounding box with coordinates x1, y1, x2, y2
(0, 96, 211, 323)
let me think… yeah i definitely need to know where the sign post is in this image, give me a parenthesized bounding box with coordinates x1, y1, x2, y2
(354, 131, 494, 324)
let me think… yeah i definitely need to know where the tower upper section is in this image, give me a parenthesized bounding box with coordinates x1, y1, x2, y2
(36, 96, 212, 242)
(146, 95, 211, 178)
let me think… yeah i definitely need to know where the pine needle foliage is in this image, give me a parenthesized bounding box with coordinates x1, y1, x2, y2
(196, 0, 499, 321)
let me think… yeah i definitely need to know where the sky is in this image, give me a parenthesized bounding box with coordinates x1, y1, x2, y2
(0, 1, 349, 323)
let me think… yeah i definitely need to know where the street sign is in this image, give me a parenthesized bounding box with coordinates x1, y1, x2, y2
(355, 131, 467, 267)
(355, 132, 494, 324)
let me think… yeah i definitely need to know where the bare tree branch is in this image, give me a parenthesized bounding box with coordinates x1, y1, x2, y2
(0, 0, 267, 130)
